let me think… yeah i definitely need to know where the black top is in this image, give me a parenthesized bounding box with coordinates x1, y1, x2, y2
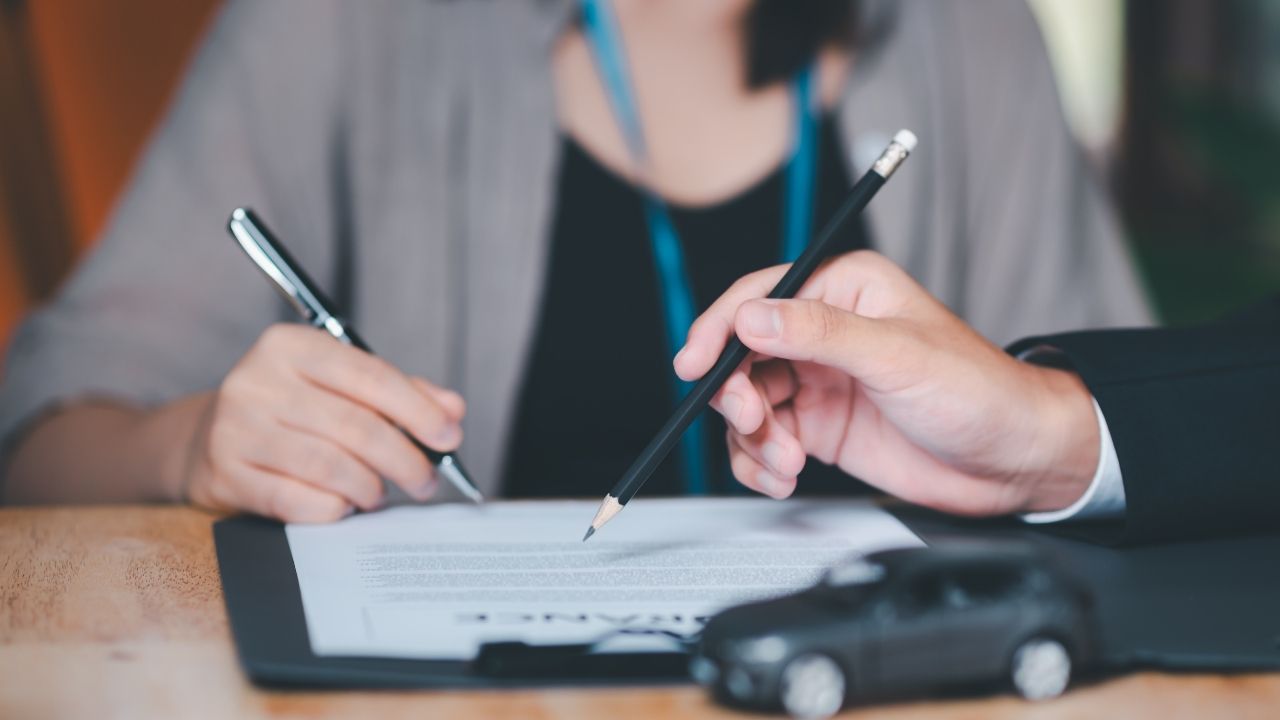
(503, 115, 869, 498)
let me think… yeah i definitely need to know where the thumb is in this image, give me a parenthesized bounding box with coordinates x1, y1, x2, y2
(733, 298, 897, 378)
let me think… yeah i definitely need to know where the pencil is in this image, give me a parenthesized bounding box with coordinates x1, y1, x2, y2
(583, 130, 917, 540)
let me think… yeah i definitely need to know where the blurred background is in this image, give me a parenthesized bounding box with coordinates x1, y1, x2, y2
(2, 0, 1279, 364)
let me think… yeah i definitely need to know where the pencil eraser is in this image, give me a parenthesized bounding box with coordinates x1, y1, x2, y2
(893, 129, 918, 152)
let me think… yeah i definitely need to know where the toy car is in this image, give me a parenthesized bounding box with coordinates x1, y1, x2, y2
(691, 544, 1098, 718)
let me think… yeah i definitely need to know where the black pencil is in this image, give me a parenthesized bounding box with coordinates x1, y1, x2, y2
(583, 130, 917, 540)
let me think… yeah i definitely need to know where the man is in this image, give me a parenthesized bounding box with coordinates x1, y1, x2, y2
(676, 251, 1280, 543)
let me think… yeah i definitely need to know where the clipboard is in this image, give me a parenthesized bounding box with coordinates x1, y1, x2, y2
(214, 507, 1280, 689)
(214, 515, 689, 688)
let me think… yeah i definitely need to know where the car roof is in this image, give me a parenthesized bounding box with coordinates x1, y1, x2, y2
(864, 544, 1045, 575)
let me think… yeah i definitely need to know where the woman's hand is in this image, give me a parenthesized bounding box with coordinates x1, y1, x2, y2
(674, 251, 1099, 517)
(184, 324, 466, 523)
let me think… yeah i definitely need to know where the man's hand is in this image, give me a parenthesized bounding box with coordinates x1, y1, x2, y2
(183, 324, 466, 523)
(674, 251, 1099, 516)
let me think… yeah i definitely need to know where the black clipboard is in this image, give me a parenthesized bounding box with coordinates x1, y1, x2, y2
(214, 508, 1280, 689)
(214, 515, 689, 688)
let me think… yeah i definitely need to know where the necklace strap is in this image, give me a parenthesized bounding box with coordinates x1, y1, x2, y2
(579, 0, 820, 495)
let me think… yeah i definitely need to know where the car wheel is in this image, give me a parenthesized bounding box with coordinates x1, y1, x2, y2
(1010, 637, 1071, 701)
(778, 653, 845, 719)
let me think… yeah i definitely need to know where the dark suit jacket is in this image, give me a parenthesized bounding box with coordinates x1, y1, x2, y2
(1009, 297, 1280, 544)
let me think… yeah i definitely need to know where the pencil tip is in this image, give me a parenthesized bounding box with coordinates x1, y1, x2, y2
(582, 527, 595, 542)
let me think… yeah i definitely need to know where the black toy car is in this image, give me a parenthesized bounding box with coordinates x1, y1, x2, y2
(691, 545, 1098, 718)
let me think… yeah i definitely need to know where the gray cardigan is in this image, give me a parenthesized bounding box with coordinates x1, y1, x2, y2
(0, 0, 1151, 499)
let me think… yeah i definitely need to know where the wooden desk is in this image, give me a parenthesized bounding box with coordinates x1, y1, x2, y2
(1, 507, 1277, 719)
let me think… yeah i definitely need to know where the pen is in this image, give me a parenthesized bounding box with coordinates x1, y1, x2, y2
(227, 207, 484, 504)
(583, 130, 916, 540)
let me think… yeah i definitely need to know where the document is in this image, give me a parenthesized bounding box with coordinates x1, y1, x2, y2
(286, 498, 923, 659)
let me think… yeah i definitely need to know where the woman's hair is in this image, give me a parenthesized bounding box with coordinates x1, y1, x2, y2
(744, 0, 857, 89)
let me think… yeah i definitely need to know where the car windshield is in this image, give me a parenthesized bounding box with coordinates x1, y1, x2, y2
(822, 559, 886, 587)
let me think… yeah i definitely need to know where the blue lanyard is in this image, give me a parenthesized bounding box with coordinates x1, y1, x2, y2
(579, 0, 819, 495)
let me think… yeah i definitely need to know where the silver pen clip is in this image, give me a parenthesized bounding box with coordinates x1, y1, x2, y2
(228, 207, 324, 325)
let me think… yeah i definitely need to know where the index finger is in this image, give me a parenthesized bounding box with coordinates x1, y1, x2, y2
(674, 264, 790, 382)
(281, 330, 462, 451)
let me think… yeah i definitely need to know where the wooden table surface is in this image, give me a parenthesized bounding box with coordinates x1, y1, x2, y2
(1, 506, 1278, 720)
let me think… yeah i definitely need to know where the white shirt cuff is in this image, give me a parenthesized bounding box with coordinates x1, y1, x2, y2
(1021, 397, 1127, 524)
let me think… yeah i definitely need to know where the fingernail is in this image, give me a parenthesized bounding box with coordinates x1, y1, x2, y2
(740, 301, 781, 338)
(417, 478, 437, 501)
(722, 393, 744, 425)
(762, 442, 786, 473)
(756, 470, 785, 499)
(433, 424, 461, 447)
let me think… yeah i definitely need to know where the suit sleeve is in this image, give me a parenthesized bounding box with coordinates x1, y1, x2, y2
(1009, 297, 1280, 544)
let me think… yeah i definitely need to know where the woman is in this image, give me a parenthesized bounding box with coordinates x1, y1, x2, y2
(0, 0, 1150, 521)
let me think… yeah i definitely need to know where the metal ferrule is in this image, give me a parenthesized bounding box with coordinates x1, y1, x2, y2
(872, 140, 911, 179)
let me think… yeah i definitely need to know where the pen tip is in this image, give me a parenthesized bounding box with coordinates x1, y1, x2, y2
(582, 527, 595, 543)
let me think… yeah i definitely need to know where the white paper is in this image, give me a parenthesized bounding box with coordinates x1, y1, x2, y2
(286, 498, 923, 659)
